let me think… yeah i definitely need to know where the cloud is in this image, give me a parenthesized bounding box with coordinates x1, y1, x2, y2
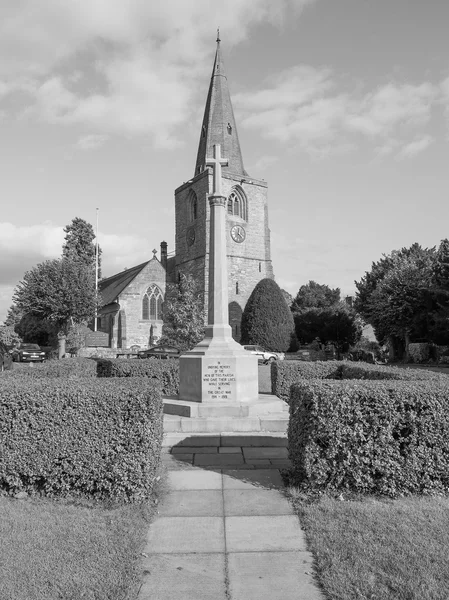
(397, 134, 434, 159)
(0, 0, 316, 146)
(235, 66, 440, 158)
(76, 134, 109, 150)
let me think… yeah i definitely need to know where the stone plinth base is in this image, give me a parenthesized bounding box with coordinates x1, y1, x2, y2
(179, 339, 258, 403)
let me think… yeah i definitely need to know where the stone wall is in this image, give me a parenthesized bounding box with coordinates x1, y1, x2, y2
(117, 258, 167, 349)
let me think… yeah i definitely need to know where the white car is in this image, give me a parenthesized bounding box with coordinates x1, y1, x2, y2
(242, 345, 285, 364)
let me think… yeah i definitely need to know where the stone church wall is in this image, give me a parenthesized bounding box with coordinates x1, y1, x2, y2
(118, 258, 166, 349)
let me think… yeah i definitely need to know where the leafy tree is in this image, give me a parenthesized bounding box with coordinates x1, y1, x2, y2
(241, 278, 294, 352)
(355, 244, 436, 359)
(0, 324, 22, 349)
(160, 273, 206, 351)
(63, 217, 102, 278)
(294, 302, 362, 357)
(4, 304, 23, 327)
(13, 259, 97, 358)
(292, 280, 340, 311)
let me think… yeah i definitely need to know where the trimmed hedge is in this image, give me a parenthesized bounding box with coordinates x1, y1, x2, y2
(1, 357, 97, 379)
(271, 361, 343, 401)
(0, 378, 163, 501)
(288, 379, 449, 496)
(97, 358, 179, 396)
(272, 360, 444, 402)
(340, 362, 443, 381)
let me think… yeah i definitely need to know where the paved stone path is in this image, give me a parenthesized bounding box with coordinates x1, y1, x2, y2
(137, 438, 325, 600)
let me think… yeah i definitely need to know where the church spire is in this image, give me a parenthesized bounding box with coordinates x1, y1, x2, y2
(194, 33, 248, 177)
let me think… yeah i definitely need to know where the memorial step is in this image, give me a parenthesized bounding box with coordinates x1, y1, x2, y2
(163, 394, 288, 418)
(163, 413, 288, 434)
(162, 431, 288, 449)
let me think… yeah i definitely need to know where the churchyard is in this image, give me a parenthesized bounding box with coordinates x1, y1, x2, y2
(1, 356, 449, 600)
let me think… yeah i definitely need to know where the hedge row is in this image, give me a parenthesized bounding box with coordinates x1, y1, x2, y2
(1, 357, 98, 379)
(0, 378, 163, 501)
(96, 358, 179, 396)
(288, 379, 449, 496)
(272, 360, 444, 402)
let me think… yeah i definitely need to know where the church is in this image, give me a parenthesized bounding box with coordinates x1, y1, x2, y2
(98, 35, 274, 349)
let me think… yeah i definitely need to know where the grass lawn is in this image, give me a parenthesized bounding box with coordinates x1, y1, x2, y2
(288, 490, 449, 600)
(0, 477, 166, 600)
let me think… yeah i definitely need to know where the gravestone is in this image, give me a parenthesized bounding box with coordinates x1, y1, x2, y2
(179, 144, 258, 403)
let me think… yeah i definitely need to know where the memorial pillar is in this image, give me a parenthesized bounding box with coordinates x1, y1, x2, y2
(178, 144, 258, 403)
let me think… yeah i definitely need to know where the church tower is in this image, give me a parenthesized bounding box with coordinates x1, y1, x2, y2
(174, 34, 274, 340)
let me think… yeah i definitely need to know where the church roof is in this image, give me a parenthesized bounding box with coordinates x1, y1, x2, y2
(194, 33, 248, 177)
(98, 261, 149, 306)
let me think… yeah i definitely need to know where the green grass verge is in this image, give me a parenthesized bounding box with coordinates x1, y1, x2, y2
(0, 474, 167, 600)
(288, 489, 449, 600)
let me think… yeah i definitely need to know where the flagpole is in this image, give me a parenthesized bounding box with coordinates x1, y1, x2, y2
(94, 208, 99, 332)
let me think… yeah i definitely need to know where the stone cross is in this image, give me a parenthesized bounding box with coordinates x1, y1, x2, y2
(206, 144, 228, 196)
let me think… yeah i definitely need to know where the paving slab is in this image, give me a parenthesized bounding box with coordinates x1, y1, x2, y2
(218, 447, 242, 454)
(227, 551, 325, 600)
(222, 469, 284, 490)
(243, 447, 288, 459)
(225, 515, 306, 552)
(138, 553, 227, 600)
(163, 434, 221, 447)
(144, 517, 224, 553)
(244, 459, 272, 467)
(220, 434, 288, 447)
(168, 470, 223, 490)
(172, 446, 218, 454)
(162, 454, 194, 469)
(223, 489, 294, 516)
(158, 490, 224, 517)
(194, 453, 244, 467)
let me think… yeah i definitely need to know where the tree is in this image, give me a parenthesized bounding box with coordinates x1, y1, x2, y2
(292, 280, 340, 311)
(355, 244, 436, 359)
(160, 274, 206, 351)
(294, 302, 362, 356)
(0, 324, 22, 349)
(63, 217, 102, 277)
(241, 278, 294, 352)
(13, 259, 98, 358)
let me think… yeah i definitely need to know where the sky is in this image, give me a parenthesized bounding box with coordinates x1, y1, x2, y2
(1, 0, 448, 323)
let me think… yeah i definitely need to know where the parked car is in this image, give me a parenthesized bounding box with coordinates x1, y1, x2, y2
(0, 341, 13, 371)
(12, 343, 46, 363)
(137, 345, 181, 359)
(242, 345, 285, 364)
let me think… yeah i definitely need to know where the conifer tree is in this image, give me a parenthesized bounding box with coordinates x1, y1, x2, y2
(241, 278, 294, 352)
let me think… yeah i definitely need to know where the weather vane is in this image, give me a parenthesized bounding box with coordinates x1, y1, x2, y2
(216, 27, 220, 43)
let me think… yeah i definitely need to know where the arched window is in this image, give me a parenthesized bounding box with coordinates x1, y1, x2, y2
(142, 295, 149, 320)
(142, 284, 163, 320)
(187, 189, 198, 222)
(227, 186, 247, 221)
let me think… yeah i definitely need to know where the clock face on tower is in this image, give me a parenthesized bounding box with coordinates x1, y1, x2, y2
(230, 224, 246, 243)
(186, 226, 196, 246)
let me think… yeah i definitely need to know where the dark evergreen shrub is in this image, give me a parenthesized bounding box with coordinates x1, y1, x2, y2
(241, 278, 294, 352)
(0, 378, 163, 501)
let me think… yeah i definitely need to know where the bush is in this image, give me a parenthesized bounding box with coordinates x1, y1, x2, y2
(0, 378, 163, 501)
(288, 379, 449, 496)
(0, 357, 97, 379)
(97, 358, 179, 396)
(241, 278, 294, 352)
(272, 360, 444, 402)
(340, 362, 443, 381)
(271, 360, 343, 401)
